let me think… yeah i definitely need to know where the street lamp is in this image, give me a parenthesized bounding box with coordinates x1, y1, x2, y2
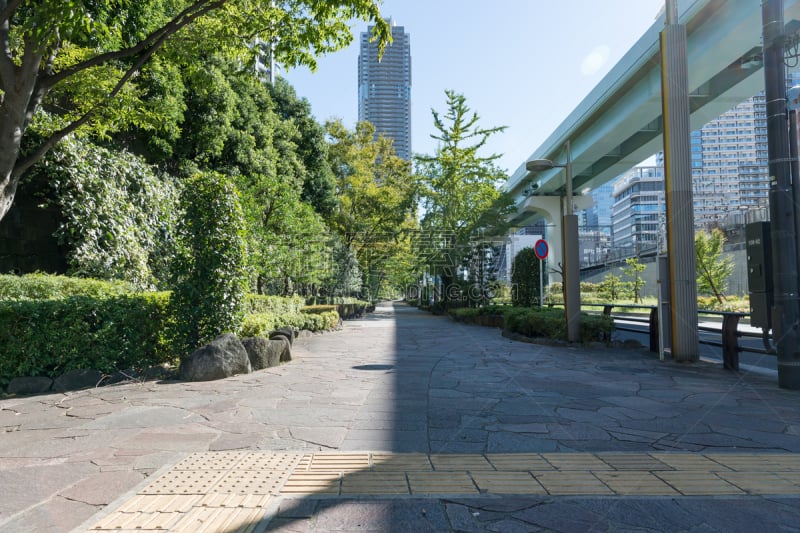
(526, 140, 581, 342)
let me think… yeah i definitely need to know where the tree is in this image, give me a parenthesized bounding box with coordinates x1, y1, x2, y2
(0, 0, 389, 222)
(695, 228, 733, 304)
(622, 257, 646, 303)
(599, 272, 629, 302)
(268, 78, 337, 217)
(415, 90, 509, 304)
(326, 120, 418, 297)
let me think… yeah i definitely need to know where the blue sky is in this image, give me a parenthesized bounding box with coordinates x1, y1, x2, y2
(284, 0, 665, 175)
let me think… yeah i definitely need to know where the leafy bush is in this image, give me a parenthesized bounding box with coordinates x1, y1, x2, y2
(303, 304, 337, 314)
(29, 137, 180, 289)
(0, 273, 134, 300)
(0, 293, 173, 385)
(241, 310, 340, 337)
(246, 294, 305, 315)
(450, 305, 614, 343)
(169, 172, 249, 355)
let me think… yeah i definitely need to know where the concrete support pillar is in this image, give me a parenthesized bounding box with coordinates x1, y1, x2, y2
(660, 0, 699, 361)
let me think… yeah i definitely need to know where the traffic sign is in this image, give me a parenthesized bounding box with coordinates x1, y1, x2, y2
(534, 239, 549, 260)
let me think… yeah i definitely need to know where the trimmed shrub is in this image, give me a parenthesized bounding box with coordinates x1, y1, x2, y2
(451, 305, 614, 343)
(169, 172, 249, 355)
(303, 304, 338, 314)
(241, 310, 340, 337)
(246, 294, 305, 315)
(0, 293, 172, 386)
(0, 273, 134, 300)
(511, 248, 544, 307)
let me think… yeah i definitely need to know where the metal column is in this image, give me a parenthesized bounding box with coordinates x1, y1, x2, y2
(660, 0, 699, 361)
(762, 0, 800, 389)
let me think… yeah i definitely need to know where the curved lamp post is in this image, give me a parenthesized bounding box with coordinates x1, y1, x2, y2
(526, 140, 581, 342)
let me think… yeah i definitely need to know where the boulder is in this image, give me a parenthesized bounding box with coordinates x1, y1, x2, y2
(7, 376, 53, 395)
(179, 333, 252, 382)
(269, 327, 296, 346)
(270, 337, 292, 363)
(241, 337, 282, 370)
(53, 369, 103, 392)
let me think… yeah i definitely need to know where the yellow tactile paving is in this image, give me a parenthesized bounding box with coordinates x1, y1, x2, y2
(486, 453, 554, 471)
(171, 505, 265, 533)
(648, 453, 725, 471)
(429, 453, 494, 471)
(716, 471, 800, 494)
(139, 470, 228, 495)
(90, 509, 185, 531)
(113, 494, 201, 514)
(372, 453, 432, 471)
(281, 472, 341, 494)
(407, 471, 478, 494)
(534, 471, 615, 495)
(86, 451, 800, 532)
(707, 453, 800, 472)
(306, 452, 370, 472)
(341, 472, 410, 494)
(542, 453, 613, 471)
(213, 470, 289, 495)
(597, 453, 671, 471)
(654, 471, 744, 495)
(471, 471, 547, 494)
(593, 471, 679, 495)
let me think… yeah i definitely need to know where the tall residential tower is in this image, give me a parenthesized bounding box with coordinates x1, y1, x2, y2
(358, 19, 412, 160)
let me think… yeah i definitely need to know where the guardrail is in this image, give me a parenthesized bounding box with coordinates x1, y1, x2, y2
(582, 303, 774, 371)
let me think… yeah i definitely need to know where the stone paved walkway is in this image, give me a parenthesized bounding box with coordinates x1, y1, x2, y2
(1, 302, 799, 532)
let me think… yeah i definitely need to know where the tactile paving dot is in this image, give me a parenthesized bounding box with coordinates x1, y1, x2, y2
(237, 452, 302, 470)
(213, 470, 292, 495)
(173, 451, 247, 471)
(140, 470, 228, 495)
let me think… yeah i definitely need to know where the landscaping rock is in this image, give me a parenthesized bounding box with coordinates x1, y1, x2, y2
(6, 376, 53, 395)
(270, 337, 292, 363)
(241, 337, 282, 370)
(53, 369, 103, 392)
(179, 334, 252, 382)
(269, 327, 296, 346)
(296, 329, 313, 339)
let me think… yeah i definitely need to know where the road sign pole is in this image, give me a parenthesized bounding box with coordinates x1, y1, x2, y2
(539, 259, 543, 308)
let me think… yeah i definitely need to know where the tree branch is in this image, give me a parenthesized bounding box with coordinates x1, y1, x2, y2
(14, 0, 228, 178)
(0, 0, 22, 26)
(40, 0, 227, 90)
(0, 2, 18, 93)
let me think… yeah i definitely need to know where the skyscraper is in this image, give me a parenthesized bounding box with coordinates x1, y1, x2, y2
(690, 70, 800, 227)
(358, 19, 412, 160)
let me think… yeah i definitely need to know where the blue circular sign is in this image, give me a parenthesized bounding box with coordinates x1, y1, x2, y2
(534, 239, 549, 260)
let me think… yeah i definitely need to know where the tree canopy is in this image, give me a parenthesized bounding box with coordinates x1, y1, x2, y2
(0, 0, 389, 221)
(414, 90, 511, 304)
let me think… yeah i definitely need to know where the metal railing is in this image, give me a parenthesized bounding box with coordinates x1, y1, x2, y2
(583, 303, 774, 371)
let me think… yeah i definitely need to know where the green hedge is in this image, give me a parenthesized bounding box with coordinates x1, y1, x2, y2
(451, 305, 614, 343)
(245, 294, 306, 315)
(0, 293, 173, 385)
(0, 273, 134, 301)
(240, 310, 340, 337)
